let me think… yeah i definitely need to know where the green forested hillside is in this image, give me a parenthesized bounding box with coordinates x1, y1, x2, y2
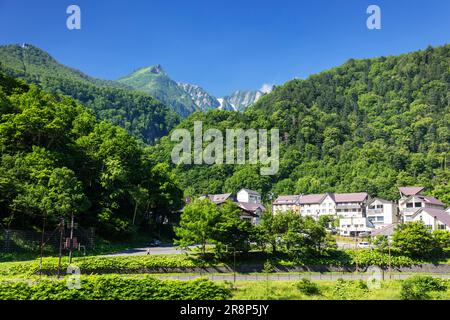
(0, 44, 180, 144)
(117, 65, 199, 117)
(151, 45, 450, 204)
(0, 72, 183, 239)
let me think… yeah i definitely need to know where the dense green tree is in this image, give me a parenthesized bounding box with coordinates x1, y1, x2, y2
(211, 201, 253, 256)
(174, 199, 220, 256)
(392, 222, 436, 258)
(0, 72, 182, 239)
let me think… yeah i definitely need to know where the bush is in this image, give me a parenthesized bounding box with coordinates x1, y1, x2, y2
(296, 278, 320, 295)
(0, 275, 232, 300)
(331, 279, 369, 300)
(0, 255, 219, 277)
(400, 276, 448, 300)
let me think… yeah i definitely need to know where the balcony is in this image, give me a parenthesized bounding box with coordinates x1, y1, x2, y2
(336, 204, 362, 210)
(367, 209, 383, 215)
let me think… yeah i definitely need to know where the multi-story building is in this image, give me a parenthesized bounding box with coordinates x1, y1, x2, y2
(299, 193, 337, 217)
(237, 188, 262, 204)
(398, 187, 445, 222)
(272, 195, 301, 214)
(366, 198, 398, 229)
(334, 193, 369, 218)
(272, 192, 370, 236)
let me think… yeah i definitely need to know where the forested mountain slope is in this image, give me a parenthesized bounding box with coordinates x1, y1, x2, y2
(151, 45, 450, 205)
(0, 72, 183, 239)
(0, 44, 180, 144)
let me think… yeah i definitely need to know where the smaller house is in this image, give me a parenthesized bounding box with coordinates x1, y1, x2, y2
(200, 193, 236, 205)
(237, 188, 262, 204)
(410, 208, 450, 231)
(198, 190, 265, 225)
(370, 223, 399, 238)
(237, 202, 266, 225)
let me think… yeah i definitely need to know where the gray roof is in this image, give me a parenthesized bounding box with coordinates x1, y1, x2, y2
(371, 223, 399, 237)
(208, 193, 233, 204)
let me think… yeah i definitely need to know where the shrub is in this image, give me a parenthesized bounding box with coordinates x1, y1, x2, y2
(400, 276, 448, 300)
(0, 255, 217, 276)
(0, 275, 232, 300)
(331, 279, 369, 300)
(296, 278, 320, 295)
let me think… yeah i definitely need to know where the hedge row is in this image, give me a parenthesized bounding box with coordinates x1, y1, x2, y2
(0, 255, 213, 276)
(277, 249, 420, 268)
(0, 250, 425, 277)
(0, 275, 232, 300)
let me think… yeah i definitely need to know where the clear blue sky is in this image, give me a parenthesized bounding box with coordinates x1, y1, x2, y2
(1, 0, 449, 96)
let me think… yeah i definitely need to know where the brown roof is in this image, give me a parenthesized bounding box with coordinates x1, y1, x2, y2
(414, 208, 450, 227)
(237, 202, 266, 214)
(273, 195, 301, 205)
(398, 187, 425, 196)
(422, 196, 445, 207)
(334, 192, 368, 203)
(294, 192, 368, 204)
(298, 194, 327, 204)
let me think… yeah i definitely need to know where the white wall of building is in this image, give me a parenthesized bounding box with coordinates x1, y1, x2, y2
(367, 199, 397, 229)
(339, 217, 373, 236)
(411, 212, 450, 231)
(237, 189, 261, 204)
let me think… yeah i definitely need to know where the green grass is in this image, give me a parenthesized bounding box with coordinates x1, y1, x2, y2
(229, 279, 450, 300)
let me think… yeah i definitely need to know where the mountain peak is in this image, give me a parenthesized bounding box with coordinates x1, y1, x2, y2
(148, 64, 164, 75)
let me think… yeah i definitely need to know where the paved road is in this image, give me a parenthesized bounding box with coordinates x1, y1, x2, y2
(106, 245, 197, 256)
(109, 243, 362, 256)
(156, 273, 450, 282)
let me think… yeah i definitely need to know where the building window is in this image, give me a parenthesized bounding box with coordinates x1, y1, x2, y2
(414, 202, 422, 208)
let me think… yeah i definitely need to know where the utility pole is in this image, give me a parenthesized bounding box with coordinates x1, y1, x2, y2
(69, 213, 74, 265)
(233, 247, 236, 284)
(39, 216, 46, 275)
(388, 239, 392, 280)
(57, 218, 64, 278)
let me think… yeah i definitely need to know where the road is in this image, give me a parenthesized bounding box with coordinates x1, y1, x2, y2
(108, 243, 362, 256)
(106, 245, 196, 256)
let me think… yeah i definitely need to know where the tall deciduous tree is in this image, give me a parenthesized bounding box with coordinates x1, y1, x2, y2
(175, 199, 220, 256)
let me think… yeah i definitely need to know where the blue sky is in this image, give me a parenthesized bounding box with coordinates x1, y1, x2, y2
(1, 0, 449, 96)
